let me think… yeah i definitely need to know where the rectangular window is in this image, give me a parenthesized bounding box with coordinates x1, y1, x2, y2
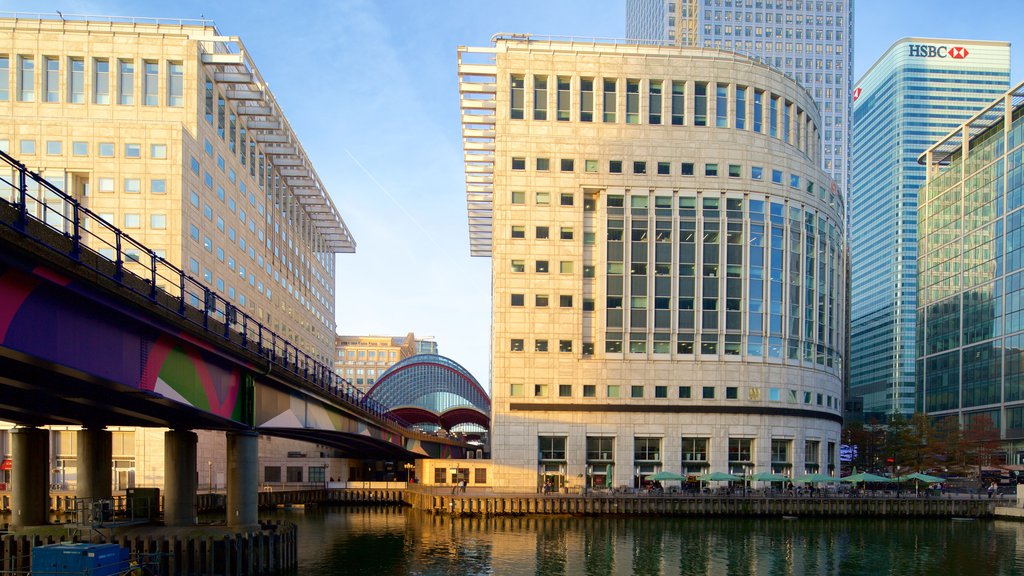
(602, 78, 617, 122)
(536, 226, 549, 239)
(44, 57, 59, 102)
(671, 81, 685, 125)
(715, 83, 728, 127)
(511, 260, 525, 272)
(649, 80, 662, 124)
(657, 161, 670, 175)
(0, 56, 8, 101)
(560, 192, 574, 206)
(511, 157, 525, 170)
(702, 386, 715, 399)
(124, 213, 141, 228)
(18, 55, 34, 102)
(118, 59, 134, 105)
(533, 75, 547, 120)
(728, 164, 741, 178)
(560, 227, 573, 240)
(559, 340, 572, 352)
(559, 384, 572, 397)
(168, 62, 183, 106)
(536, 157, 549, 171)
(535, 340, 548, 352)
(510, 74, 524, 119)
(580, 77, 594, 122)
(535, 294, 549, 307)
(535, 191, 549, 204)
(72, 141, 88, 156)
(124, 143, 141, 158)
(124, 178, 141, 193)
(769, 95, 779, 137)
(559, 261, 573, 274)
(150, 213, 167, 229)
(510, 339, 524, 352)
(511, 225, 525, 239)
(19, 140, 35, 155)
(151, 144, 167, 159)
(45, 140, 62, 155)
(681, 162, 694, 176)
(735, 86, 746, 129)
(751, 166, 763, 180)
(705, 163, 718, 177)
(753, 90, 764, 132)
(633, 161, 646, 175)
(97, 177, 114, 193)
(93, 58, 109, 104)
(625, 79, 639, 124)
(536, 260, 549, 273)
(143, 61, 158, 106)
(556, 76, 570, 121)
(151, 179, 166, 194)
(585, 159, 598, 173)
(610, 160, 623, 174)
(694, 82, 707, 126)
(68, 58, 84, 103)
(511, 191, 525, 204)
(560, 159, 574, 172)
(510, 293, 524, 306)
(559, 295, 573, 307)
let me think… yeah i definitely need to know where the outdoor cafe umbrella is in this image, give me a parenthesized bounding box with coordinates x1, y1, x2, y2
(897, 472, 946, 495)
(792, 472, 840, 484)
(697, 471, 744, 482)
(644, 471, 686, 482)
(841, 471, 894, 490)
(750, 472, 789, 483)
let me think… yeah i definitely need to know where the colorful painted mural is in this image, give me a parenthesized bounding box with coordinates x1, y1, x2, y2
(0, 262, 248, 424)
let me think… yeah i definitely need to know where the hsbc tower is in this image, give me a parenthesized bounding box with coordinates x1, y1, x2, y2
(850, 38, 1010, 421)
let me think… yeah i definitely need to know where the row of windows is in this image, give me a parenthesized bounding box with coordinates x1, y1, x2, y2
(510, 156, 825, 195)
(6, 139, 167, 160)
(510, 74, 817, 158)
(511, 380, 837, 406)
(0, 55, 183, 106)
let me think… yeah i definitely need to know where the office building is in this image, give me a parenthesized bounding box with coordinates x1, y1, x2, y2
(0, 15, 353, 364)
(918, 80, 1024, 463)
(334, 333, 437, 392)
(625, 0, 852, 210)
(459, 36, 845, 490)
(0, 15, 353, 492)
(851, 39, 1009, 420)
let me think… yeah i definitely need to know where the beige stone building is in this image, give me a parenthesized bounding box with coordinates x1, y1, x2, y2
(0, 15, 352, 363)
(458, 37, 846, 492)
(334, 333, 437, 392)
(0, 15, 355, 496)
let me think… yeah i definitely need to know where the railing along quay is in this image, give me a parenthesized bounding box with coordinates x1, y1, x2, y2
(403, 490, 999, 518)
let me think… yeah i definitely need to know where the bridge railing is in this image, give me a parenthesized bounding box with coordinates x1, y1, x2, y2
(0, 150, 408, 429)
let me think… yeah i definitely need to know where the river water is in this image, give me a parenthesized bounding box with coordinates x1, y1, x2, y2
(270, 506, 1024, 576)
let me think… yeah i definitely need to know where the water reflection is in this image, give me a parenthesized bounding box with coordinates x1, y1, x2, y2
(274, 507, 1024, 576)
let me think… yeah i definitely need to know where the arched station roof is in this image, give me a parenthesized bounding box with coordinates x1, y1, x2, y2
(365, 354, 490, 429)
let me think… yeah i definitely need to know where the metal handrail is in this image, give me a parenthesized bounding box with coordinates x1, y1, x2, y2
(0, 150, 409, 429)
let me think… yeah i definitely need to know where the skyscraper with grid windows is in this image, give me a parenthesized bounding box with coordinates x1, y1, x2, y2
(853, 39, 1010, 420)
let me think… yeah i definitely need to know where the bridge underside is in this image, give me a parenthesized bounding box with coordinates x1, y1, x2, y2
(257, 427, 419, 460)
(0, 346, 244, 431)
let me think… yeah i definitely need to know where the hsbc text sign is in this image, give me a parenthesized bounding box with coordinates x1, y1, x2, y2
(908, 45, 970, 59)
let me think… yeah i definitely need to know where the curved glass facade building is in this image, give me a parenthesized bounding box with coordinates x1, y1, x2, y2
(459, 37, 845, 491)
(851, 39, 1009, 420)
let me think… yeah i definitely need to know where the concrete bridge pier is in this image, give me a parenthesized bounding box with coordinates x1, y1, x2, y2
(11, 426, 49, 530)
(226, 430, 259, 528)
(163, 429, 197, 526)
(76, 427, 112, 502)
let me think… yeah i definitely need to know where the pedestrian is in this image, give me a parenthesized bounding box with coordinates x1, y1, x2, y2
(461, 479, 467, 493)
(988, 481, 997, 499)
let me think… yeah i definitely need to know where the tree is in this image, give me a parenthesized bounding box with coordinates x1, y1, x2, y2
(931, 416, 967, 473)
(963, 414, 1002, 470)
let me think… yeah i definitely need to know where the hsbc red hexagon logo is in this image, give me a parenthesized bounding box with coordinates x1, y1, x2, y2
(852, 87, 862, 102)
(949, 46, 969, 59)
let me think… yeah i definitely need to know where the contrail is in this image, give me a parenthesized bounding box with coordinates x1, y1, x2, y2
(344, 149, 445, 253)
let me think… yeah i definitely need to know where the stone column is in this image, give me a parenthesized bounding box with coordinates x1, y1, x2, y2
(226, 430, 259, 528)
(11, 427, 49, 529)
(163, 429, 197, 526)
(76, 427, 112, 502)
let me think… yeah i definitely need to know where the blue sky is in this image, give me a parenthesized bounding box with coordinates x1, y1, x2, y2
(6, 0, 1022, 388)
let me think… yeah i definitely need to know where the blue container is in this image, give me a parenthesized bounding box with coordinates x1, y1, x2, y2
(32, 543, 130, 576)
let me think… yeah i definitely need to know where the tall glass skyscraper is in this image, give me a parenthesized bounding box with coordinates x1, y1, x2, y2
(625, 0, 853, 203)
(919, 81, 1024, 460)
(851, 38, 1009, 420)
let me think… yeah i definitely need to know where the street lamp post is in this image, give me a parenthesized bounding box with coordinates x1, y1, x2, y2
(207, 460, 213, 493)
